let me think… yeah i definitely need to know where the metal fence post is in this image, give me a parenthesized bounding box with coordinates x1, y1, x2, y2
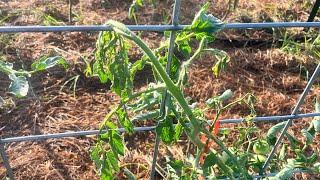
(307, 0, 320, 22)
(0, 141, 14, 180)
(150, 0, 181, 179)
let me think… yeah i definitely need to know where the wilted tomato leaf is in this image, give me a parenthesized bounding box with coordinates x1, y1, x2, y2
(8, 74, 29, 98)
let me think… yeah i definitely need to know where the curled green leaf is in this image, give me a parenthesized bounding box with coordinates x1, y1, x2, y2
(313, 98, 320, 132)
(253, 140, 270, 155)
(110, 131, 125, 157)
(211, 50, 230, 77)
(8, 74, 29, 98)
(187, 3, 225, 39)
(267, 121, 286, 145)
(116, 108, 134, 134)
(206, 89, 233, 108)
(107, 20, 134, 40)
(274, 163, 295, 179)
(156, 115, 175, 145)
(301, 129, 314, 145)
(0, 60, 14, 75)
(94, 29, 133, 98)
(32, 56, 68, 71)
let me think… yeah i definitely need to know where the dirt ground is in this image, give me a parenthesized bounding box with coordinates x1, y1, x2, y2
(0, 0, 320, 179)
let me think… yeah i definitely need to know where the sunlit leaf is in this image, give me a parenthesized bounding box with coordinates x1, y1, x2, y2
(93, 61, 109, 83)
(110, 131, 125, 156)
(314, 162, 320, 173)
(127, 88, 161, 112)
(106, 150, 119, 172)
(116, 108, 134, 134)
(130, 57, 147, 81)
(159, 53, 181, 81)
(95, 30, 133, 98)
(313, 120, 320, 132)
(8, 74, 29, 98)
(166, 158, 184, 178)
(203, 152, 218, 169)
(32, 56, 68, 71)
(313, 98, 320, 132)
(104, 121, 117, 130)
(156, 115, 175, 144)
(187, 2, 224, 39)
(132, 110, 159, 121)
(301, 129, 313, 145)
(267, 121, 286, 145)
(99, 132, 109, 143)
(128, 0, 144, 20)
(0, 60, 14, 74)
(100, 171, 113, 180)
(211, 50, 230, 77)
(176, 39, 192, 58)
(90, 145, 103, 170)
(315, 98, 320, 113)
(274, 164, 295, 179)
(206, 89, 233, 108)
(174, 122, 183, 141)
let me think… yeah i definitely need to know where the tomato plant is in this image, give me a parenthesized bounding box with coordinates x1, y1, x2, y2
(0, 56, 67, 98)
(88, 3, 246, 179)
(87, 3, 320, 179)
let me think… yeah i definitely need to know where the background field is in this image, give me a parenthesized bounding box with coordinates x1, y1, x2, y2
(0, 0, 320, 179)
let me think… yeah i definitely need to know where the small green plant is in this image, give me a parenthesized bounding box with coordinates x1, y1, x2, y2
(43, 14, 65, 26)
(281, 31, 320, 61)
(0, 56, 68, 98)
(280, 31, 320, 80)
(60, 74, 80, 97)
(223, 0, 239, 19)
(87, 3, 320, 179)
(129, 0, 157, 24)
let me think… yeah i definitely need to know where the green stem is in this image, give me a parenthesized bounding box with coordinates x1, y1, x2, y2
(178, 37, 206, 88)
(184, 38, 206, 66)
(0, 67, 31, 77)
(220, 93, 251, 112)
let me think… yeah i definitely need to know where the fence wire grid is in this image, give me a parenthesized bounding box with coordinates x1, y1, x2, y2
(1, 1, 320, 179)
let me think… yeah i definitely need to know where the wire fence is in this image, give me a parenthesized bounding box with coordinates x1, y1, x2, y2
(1, 1, 320, 179)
